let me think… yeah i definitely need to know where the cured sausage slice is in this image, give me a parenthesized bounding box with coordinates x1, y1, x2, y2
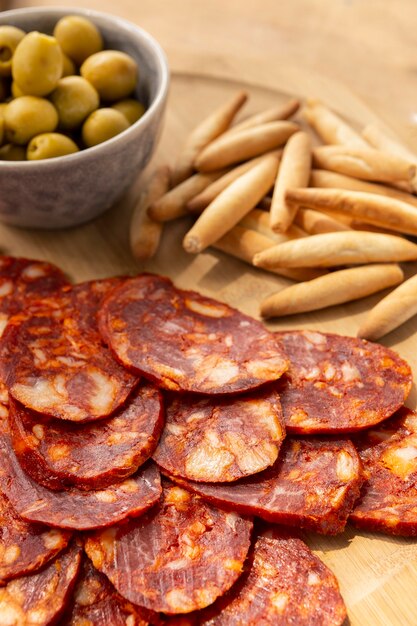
(0, 256, 69, 337)
(153, 389, 284, 482)
(8, 382, 163, 491)
(98, 274, 289, 394)
(63, 557, 158, 626)
(85, 480, 253, 614)
(163, 530, 346, 626)
(0, 279, 138, 422)
(162, 438, 362, 534)
(0, 491, 71, 584)
(350, 407, 417, 535)
(274, 330, 412, 433)
(0, 419, 162, 530)
(0, 542, 82, 626)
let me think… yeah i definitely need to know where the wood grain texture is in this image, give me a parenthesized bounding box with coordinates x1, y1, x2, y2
(4, 1, 417, 623)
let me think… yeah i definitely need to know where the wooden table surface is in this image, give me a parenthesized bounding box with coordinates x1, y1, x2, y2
(3, 1, 417, 624)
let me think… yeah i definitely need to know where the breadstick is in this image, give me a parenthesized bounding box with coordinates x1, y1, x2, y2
(350, 220, 400, 235)
(260, 264, 404, 318)
(304, 99, 368, 148)
(148, 171, 225, 222)
(305, 207, 353, 227)
(194, 121, 298, 172)
(213, 225, 326, 282)
(187, 152, 281, 213)
(313, 145, 416, 189)
(310, 169, 417, 209)
(183, 153, 279, 253)
(270, 131, 312, 232)
(241, 208, 307, 242)
(225, 99, 300, 136)
(327, 211, 354, 225)
(294, 208, 351, 234)
(130, 166, 171, 261)
(253, 231, 417, 269)
(362, 123, 417, 163)
(285, 188, 417, 236)
(358, 274, 417, 340)
(171, 90, 247, 185)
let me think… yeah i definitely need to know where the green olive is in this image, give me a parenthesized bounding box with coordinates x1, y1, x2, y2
(50, 76, 99, 130)
(4, 96, 58, 145)
(80, 50, 138, 101)
(53, 16, 103, 65)
(27, 132, 79, 160)
(82, 108, 129, 148)
(11, 80, 24, 98)
(12, 31, 63, 96)
(0, 26, 25, 77)
(111, 98, 145, 125)
(62, 53, 76, 77)
(0, 143, 26, 160)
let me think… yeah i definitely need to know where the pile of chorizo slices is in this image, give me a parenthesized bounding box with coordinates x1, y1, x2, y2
(0, 257, 415, 625)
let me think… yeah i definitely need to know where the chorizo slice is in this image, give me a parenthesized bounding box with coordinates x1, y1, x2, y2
(0, 491, 71, 584)
(63, 556, 158, 626)
(0, 542, 81, 626)
(162, 438, 362, 535)
(275, 330, 412, 433)
(8, 382, 163, 491)
(0, 418, 161, 530)
(350, 407, 417, 535)
(98, 274, 289, 394)
(0, 256, 69, 338)
(0, 279, 138, 422)
(84, 480, 253, 615)
(162, 530, 346, 626)
(153, 389, 284, 482)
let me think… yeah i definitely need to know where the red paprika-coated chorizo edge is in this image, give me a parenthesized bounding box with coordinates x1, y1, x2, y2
(160, 437, 363, 535)
(8, 382, 164, 491)
(275, 330, 412, 434)
(350, 407, 417, 536)
(98, 273, 289, 395)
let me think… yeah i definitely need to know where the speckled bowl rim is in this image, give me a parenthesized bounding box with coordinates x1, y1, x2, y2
(0, 6, 170, 169)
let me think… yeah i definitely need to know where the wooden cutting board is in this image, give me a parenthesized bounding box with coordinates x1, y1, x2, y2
(2, 67, 417, 625)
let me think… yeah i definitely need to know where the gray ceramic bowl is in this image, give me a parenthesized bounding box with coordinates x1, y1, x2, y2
(0, 7, 169, 229)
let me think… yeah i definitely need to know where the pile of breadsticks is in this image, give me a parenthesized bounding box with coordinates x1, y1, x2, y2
(129, 90, 417, 341)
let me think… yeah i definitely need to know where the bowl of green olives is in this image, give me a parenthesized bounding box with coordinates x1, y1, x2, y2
(0, 7, 169, 228)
